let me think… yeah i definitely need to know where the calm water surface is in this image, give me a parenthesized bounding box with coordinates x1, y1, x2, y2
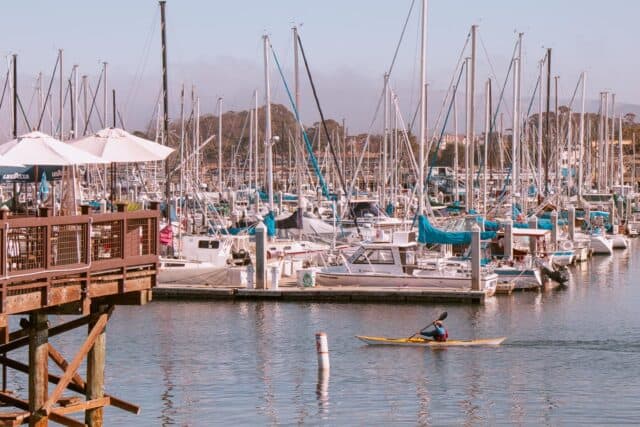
(16, 240, 640, 425)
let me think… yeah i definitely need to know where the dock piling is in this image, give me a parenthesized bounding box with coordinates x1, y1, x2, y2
(471, 224, 481, 291)
(568, 206, 576, 241)
(255, 223, 267, 289)
(528, 216, 538, 255)
(504, 220, 513, 260)
(315, 332, 329, 370)
(551, 211, 558, 249)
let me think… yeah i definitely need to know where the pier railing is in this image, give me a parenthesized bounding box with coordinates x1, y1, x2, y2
(0, 203, 160, 314)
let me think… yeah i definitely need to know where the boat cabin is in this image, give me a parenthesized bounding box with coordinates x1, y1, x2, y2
(346, 242, 418, 275)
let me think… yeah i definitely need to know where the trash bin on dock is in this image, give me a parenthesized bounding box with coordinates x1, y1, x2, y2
(296, 268, 317, 288)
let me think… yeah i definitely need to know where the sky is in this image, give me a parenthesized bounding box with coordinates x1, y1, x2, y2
(0, 0, 638, 136)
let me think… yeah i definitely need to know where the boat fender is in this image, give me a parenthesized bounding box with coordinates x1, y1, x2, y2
(561, 240, 574, 251)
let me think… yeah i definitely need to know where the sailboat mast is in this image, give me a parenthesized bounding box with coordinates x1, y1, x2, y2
(511, 58, 520, 209)
(12, 55, 17, 138)
(578, 72, 586, 198)
(159, 0, 171, 218)
(544, 48, 551, 195)
(218, 97, 223, 191)
(263, 34, 274, 210)
(293, 25, 303, 215)
(537, 59, 543, 193)
(59, 49, 64, 140)
(417, 0, 427, 215)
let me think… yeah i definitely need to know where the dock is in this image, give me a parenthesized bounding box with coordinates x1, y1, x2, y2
(153, 282, 492, 304)
(0, 203, 160, 426)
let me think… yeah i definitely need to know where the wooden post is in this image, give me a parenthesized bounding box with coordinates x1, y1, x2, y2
(528, 217, 538, 256)
(116, 202, 127, 213)
(504, 219, 513, 261)
(0, 315, 7, 392)
(29, 313, 48, 427)
(255, 223, 267, 289)
(568, 206, 576, 241)
(551, 211, 558, 250)
(86, 305, 108, 427)
(80, 205, 90, 215)
(470, 224, 481, 291)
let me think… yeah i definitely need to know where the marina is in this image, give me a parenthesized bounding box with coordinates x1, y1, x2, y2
(0, 0, 639, 424)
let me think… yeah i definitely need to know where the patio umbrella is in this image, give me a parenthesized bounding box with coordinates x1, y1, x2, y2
(68, 127, 174, 162)
(0, 131, 107, 165)
(0, 131, 106, 214)
(68, 127, 174, 204)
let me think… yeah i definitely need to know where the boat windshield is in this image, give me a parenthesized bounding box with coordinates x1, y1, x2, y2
(352, 249, 395, 264)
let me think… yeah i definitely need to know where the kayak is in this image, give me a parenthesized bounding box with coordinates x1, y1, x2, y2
(356, 335, 506, 347)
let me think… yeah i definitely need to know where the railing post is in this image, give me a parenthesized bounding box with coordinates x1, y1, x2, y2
(80, 205, 90, 215)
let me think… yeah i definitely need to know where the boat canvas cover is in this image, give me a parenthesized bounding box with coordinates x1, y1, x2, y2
(418, 215, 496, 245)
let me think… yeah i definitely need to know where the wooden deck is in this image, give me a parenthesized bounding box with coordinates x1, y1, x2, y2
(0, 203, 160, 426)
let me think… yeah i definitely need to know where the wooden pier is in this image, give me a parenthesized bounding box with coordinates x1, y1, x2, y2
(0, 203, 159, 427)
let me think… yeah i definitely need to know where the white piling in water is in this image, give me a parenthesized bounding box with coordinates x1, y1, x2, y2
(504, 219, 513, 261)
(316, 332, 330, 370)
(568, 206, 576, 241)
(255, 223, 267, 289)
(471, 223, 481, 291)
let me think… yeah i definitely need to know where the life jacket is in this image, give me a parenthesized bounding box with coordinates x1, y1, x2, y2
(434, 329, 448, 342)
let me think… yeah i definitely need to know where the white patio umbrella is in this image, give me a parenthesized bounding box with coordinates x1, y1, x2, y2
(0, 131, 106, 214)
(0, 131, 107, 165)
(68, 127, 174, 162)
(68, 127, 174, 203)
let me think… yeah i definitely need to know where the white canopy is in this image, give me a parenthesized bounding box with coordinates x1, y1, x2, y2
(0, 131, 107, 165)
(68, 127, 174, 163)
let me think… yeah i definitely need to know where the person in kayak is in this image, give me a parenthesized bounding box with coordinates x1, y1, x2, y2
(420, 320, 448, 342)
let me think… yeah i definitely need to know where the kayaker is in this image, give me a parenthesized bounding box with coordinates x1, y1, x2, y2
(420, 320, 448, 342)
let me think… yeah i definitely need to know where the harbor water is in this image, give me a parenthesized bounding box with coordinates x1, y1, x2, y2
(18, 240, 640, 425)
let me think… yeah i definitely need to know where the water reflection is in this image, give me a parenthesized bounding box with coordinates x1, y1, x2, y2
(253, 302, 279, 425)
(316, 368, 329, 417)
(88, 240, 640, 425)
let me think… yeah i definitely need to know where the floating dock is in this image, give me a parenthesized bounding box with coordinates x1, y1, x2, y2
(153, 282, 493, 305)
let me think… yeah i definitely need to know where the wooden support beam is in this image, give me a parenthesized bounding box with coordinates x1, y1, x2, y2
(53, 397, 110, 416)
(0, 312, 98, 354)
(28, 313, 48, 427)
(86, 305, 107, 427)
(0, 390, 87, 427)
(41, 306, 112, 415)
(48, 344, 85, 386)
(0, 356, 139, 415)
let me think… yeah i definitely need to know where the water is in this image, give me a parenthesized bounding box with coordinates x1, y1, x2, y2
(11, 241, 640, 425)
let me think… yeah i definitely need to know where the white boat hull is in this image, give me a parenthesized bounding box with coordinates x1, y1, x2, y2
(315, 271, 498, 291)
(610, 234, 629, 249)
(590, 235, 613, 255)
(494, 268, 543, 290)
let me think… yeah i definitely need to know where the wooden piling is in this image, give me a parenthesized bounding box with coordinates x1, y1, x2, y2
(86, 306, 108, 427)
(28, 313, 48, 427)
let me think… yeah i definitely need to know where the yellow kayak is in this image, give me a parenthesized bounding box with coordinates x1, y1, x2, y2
(356, 335, 506, 347)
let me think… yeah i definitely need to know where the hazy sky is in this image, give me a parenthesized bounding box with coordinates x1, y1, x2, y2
(0, 0, 638, 135)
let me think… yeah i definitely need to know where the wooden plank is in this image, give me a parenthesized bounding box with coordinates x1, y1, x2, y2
(52, 397, 110, 416)
(0, 313, 95, 354)
(0, 356, 139, 415)
(48, 344, 85, 386)
(0, 391, 85, 427)
(41, 307, 112, 415)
